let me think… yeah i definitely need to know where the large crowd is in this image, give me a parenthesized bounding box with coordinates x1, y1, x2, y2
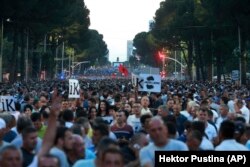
(84, 66, 120, 77)
(0, 79, 249, 167)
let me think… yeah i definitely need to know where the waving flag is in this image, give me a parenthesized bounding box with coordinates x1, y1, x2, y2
(118, 64, 129, 77)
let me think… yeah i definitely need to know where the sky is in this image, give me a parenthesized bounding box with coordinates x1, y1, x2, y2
(84, 0, 163, 63)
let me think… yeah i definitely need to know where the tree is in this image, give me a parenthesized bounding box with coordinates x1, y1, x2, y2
(0, 0, 98, 81)
(73, 29, 109, 67)
(151, 0, 250, 83)
(133, 32, 160, 67)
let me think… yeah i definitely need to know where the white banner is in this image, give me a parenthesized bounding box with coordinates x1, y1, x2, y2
(69, 79, 80, 98)
(0, 96, 16, 112)
(138, 74, 161, 92)
(131, 73, 138, 87)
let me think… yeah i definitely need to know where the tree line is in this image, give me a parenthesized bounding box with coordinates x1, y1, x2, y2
(132, 0, 250, 84)
(0, 0, 109, 82)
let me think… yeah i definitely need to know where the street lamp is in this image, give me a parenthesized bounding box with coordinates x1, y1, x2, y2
(71, 61, 90, 78)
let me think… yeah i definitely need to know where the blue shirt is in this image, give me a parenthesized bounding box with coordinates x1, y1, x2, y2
(246, 140, 250, 150)
(73, 159, 95, 167)
(85, 149, 96, 160)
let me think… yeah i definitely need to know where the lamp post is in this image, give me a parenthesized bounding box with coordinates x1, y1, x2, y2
(71, 61, 90, 78)
(62, 41, 64, 74)
(174, 50, 177, 79)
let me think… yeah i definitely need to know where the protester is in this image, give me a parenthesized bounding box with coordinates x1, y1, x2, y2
(0, 78, 249, 167)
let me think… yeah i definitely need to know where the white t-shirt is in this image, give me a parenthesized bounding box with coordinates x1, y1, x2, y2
(139, 139, 188, 166)
(205, 122, 217, 141)
(127, 115, 141, 133)
(211, 109, 219, 123)
(227, 100, 235, 113)
(215, 116, 227, 130)
(238, 105, 250, 124)
(141, 108, 152, 116)
(200, 136, 214, 150)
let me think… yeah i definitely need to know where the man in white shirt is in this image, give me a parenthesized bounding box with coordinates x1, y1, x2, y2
(139, 116, 188, 167)
(191, 121, 214, 150)
(180, 101, 199, 121)
(227, 94, 235, 113)
(197, 107, 217, 141)
(127, 102, 142, 133)
(235, 99, 250, 124)
(215, 120, 248, 151)
(215, 104, 229, 130)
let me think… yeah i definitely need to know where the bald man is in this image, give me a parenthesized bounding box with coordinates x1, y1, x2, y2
(139, 116, 188, 167)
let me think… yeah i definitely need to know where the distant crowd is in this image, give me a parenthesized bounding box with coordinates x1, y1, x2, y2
(84, 66, 121, 77)
(0, 79, 249, 167)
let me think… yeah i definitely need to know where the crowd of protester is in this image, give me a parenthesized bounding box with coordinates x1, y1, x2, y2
(84, 66, 120, 77)
(0, 79, 249, 167)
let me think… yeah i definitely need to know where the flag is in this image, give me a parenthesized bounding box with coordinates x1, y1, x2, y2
(118, 64, 129, 77)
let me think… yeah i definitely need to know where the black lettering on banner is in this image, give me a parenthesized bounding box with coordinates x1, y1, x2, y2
(155, 151, 250, 167)
(73, 83, 80, 95)
(146, 76, 154, 89)
(69, 81, 79, 95)
(6, 99, 15, 111)
(69, 84, 73, 95)
(1, 98, 15, 111)
(137, 78, 144, 89)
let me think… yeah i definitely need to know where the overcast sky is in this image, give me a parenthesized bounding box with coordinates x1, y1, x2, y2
(84, 0, 163, 62)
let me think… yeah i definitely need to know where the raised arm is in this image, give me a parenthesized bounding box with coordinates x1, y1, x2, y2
(38, 87, 62, 157)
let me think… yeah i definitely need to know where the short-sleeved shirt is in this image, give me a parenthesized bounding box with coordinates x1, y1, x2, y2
(38, 125, 47, 138)
(73, 159, 95, 167)
(205, 122, 217, 141)
(50, 147, 70, 167)
(200, 136, 214, 150)
(215, 139, 248, 151)
(127, 115, 141, 133)
(139, 139, 188, 166)
(111, 124, 134, 140)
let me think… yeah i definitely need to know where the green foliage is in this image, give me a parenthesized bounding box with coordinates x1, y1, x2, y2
(133, 32, 160, 67)
(0, 0, 108, 81)
(141, 0, 250, 82)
